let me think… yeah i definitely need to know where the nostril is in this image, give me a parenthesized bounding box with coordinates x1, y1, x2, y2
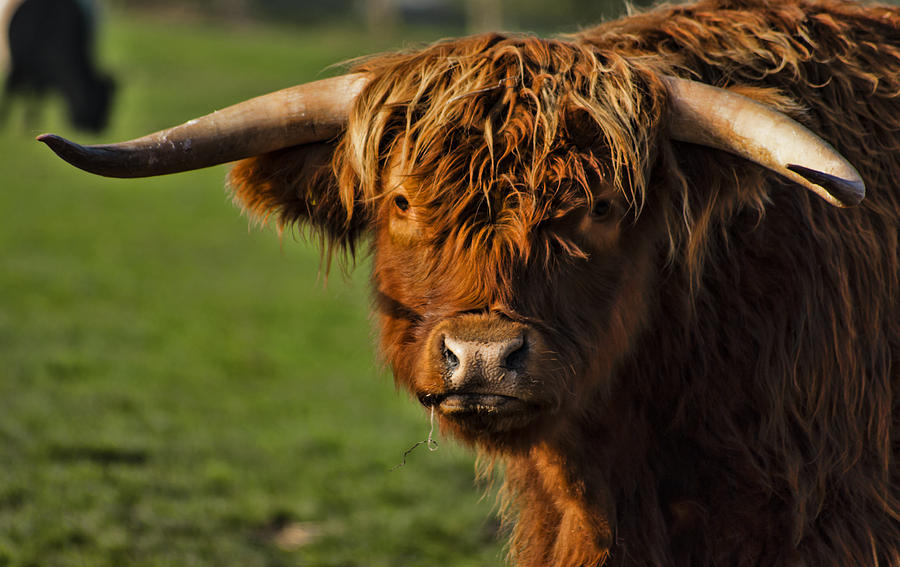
(442, 339, 460, 373)
(418, 392, 442, 407)
(503, 338, 528, 371)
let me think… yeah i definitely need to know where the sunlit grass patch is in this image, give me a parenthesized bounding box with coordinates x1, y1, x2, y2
(0, 12, 502, 567)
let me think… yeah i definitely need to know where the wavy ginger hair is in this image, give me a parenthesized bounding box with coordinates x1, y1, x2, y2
(230, 34, 667, 267)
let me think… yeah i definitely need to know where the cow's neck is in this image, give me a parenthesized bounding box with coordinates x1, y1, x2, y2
(501, 390, 660, 567)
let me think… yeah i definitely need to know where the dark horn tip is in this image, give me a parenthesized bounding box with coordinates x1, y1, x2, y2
(37, 133, 95, 172)
(786, 163, 866, 207)
(37, 133, 137, 178)
(37, 133, 77, 153)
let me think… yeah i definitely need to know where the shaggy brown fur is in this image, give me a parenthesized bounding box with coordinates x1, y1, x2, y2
(229, 0, 900, 564)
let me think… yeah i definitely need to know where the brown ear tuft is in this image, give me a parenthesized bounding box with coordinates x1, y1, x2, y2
(229, 142, 370, 257)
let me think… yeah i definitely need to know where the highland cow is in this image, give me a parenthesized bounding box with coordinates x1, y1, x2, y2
(38, 0, 900, 564)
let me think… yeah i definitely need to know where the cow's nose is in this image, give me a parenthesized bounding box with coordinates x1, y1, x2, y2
(440, 332, 529, 388)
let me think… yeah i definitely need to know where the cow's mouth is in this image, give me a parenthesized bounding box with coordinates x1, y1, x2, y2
(418, 392, 541, 433)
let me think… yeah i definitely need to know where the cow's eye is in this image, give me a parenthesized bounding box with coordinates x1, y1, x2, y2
(592, 199, 612, 219)
(394, 195, 410, 212)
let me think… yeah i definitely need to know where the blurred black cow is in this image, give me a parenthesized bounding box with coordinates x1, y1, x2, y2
(1, 0, 115, 132)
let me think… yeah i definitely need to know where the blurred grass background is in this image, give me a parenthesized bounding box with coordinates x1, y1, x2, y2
(0, 2, 639, 565)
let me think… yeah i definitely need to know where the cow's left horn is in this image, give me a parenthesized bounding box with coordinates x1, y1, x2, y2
(664, 76, 865, 207)
(38, 73, 370, 178)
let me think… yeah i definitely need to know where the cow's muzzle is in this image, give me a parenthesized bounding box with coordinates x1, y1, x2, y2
(417, 314, 552, 434)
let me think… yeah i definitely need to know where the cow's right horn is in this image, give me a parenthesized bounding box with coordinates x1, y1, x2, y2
(38, 73, 370, 178)
(664, 76, 865, 207)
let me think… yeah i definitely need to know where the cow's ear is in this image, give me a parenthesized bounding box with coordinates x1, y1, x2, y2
(228, 142, 370, 256)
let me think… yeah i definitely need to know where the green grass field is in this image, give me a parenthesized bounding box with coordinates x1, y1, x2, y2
(0, 14, 505, 567)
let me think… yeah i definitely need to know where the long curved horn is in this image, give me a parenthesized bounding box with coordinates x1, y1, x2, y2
(664, 76, 865, 207)
(38, 73, 370, 178)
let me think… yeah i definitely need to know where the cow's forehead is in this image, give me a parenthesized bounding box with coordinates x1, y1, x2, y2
(345, 34, 660, 218)
(376, 117, 620, 236)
